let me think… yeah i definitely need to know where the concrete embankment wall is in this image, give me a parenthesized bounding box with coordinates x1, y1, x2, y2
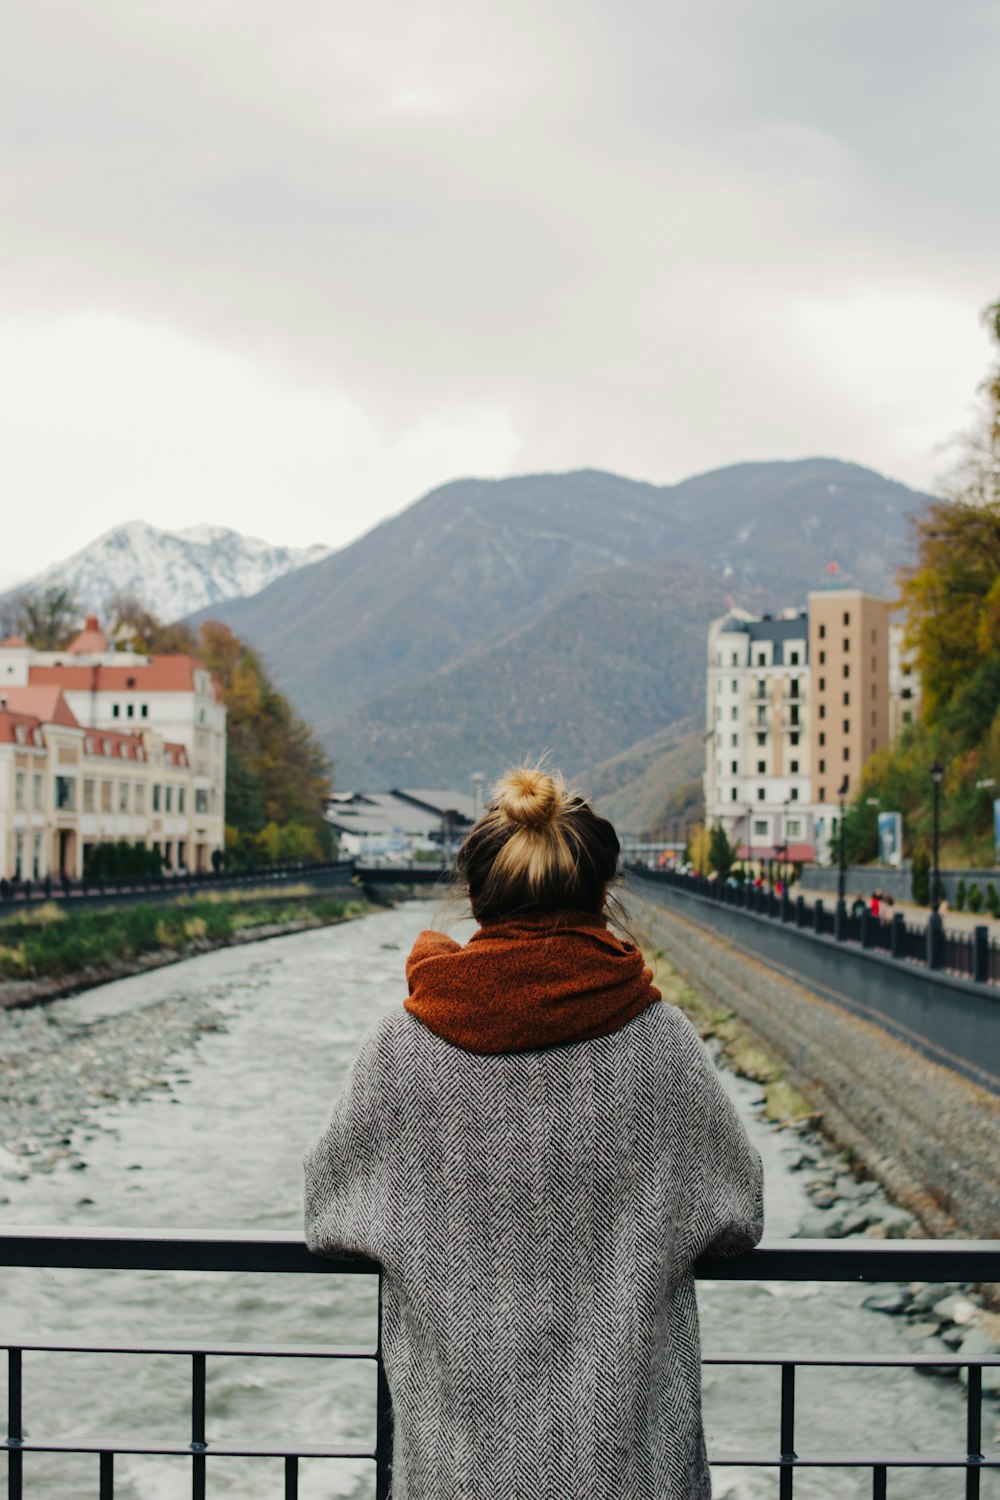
(630, 875, 1000, 1242)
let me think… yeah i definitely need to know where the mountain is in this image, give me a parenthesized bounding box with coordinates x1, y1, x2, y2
(3, 520, 330, 621)
(189, 458, 932, 795)
(581, 719, 704, 836)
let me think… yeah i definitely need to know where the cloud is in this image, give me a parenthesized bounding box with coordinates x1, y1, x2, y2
(0, 0, 997, 579)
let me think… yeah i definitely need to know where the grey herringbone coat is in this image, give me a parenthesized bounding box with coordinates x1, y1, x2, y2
(304, 1000, 763, 1499)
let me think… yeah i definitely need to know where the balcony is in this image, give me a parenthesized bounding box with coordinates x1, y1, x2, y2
(1, 1229, 997, 1498)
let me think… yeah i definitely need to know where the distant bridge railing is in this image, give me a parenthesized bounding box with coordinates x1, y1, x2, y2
(0, 860, 357, 912)
(2, 1229, 997, 1499)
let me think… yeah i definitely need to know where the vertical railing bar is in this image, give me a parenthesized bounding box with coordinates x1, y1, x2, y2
(872, 1464, 887, 1500)
(8, 1347, 23, 1500)
(966, 1363, 982, 1500)
(191, 1352, 206, 1500)
(375, 1274, 393, 1500)
(99, 1451, 114, 1500)
(779, 1362, 795, 1500)
(284, 1454, 298, 1499)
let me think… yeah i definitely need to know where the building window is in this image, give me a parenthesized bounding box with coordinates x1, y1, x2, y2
(119, 781, 129, 812)
(843, 664, 850, 678)
(754, 819, 768, 836)
(141, 705, 149, 718)
(127, 703, 134, 718)
(790, 651, 799, 666)
(757, 652, 766, 666)
(843, 692, 850, 706)
(819, 704, 826, 719)
(819, 732, 825, 746)
(871, 657, 877, 673)
(32, 773, 43, 811)
(14, 772, 25, 810)
(178, 788, 186, 813)
(731, 787, 738, 801)
(787, 819, 801, 838)
(135, 783, 146, 813)
(789, 705, 800, 726)
(757, 760, 766, 774)
(32, 833, 41, 881)
(819, 758, 826, 773)
(112, 704, 120, 718)
(819, 786, 826, 802)
(757, 787, 765, 801)
(165, 785, 173, 813)
(819, 624, 826, 639)
(101, 780, 112, 812)
(790, 731, 800, 746)
(732, 706, 739, 721)
(152, 784, 161, 813)
(790, 788, 799, 801)
(819, 650, 826, 665)
(756, 732, 766, 746)
(871, 711, 877, 727)
(731, 679, 738, 693)
(871, 629, 877, 643)
(790, 680, 799, 698)
(195, 788, 209, 814)
(843, 639, 850, 653)
(731, 652, 739, 666)
(819, 677, 826, 691)
(83, 779, 95, 813)
(54, 776, 76, 811)
(757, 681, 767, 699)
(790, 759, 799, 773)
(843, 720, 850, 734)
(731, 734, 738, 747)
(756, 707, 766, 725)
(843, 611, 850, 626)
(843, 746, 850, 760)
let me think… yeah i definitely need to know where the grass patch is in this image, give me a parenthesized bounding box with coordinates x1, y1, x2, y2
(647, 946, 818, 1127)
(0, 893, 366, 983)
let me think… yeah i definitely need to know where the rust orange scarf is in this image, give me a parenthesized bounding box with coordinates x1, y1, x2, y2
(404, 910, 660, 1054)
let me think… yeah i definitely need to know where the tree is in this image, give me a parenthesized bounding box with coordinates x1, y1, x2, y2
(707, 822, 737, 879)
(105, 592, 197, 655)
(9, 586, 82, 649)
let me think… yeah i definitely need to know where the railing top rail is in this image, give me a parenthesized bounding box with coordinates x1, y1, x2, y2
(0, 1228, 997, 1282)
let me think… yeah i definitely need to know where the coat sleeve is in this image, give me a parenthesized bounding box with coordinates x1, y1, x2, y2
(303, 1024, 395, 1263)
(672, 1011, 764, 1265)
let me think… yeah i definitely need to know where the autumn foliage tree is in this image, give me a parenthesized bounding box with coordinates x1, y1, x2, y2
(854, 300, 1000, 863)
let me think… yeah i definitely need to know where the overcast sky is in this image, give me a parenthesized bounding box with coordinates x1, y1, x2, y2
(2, 0, 998, 588)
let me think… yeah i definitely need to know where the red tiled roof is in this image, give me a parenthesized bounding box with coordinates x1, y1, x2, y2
(30, 654, 209, 693)
(0, 635, 28, 649)
(67, 614, 109, 654)
(0, 709, 45, 746)
(0, 685, 80, 729)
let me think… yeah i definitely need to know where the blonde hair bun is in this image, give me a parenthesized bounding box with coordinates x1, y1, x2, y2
(493, 766, 564, 830)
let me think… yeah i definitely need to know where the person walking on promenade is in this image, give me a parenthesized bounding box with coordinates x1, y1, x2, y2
(304, 766, 764, 1499)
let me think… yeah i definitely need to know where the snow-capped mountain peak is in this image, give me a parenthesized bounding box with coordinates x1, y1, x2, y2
(4, 521, 331, 622)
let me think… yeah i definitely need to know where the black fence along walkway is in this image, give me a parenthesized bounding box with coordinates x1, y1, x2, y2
(1, 1229, 998, 1499)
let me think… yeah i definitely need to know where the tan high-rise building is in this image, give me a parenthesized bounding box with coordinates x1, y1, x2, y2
(807, 589, 891, 808)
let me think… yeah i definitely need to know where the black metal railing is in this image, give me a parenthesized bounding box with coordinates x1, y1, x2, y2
(633, 865, 1000, 988)
(1, 1230, 997, 1498)
(0, 860, 356, 911)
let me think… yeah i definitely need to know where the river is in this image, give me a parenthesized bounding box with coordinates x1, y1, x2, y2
(0, 903, 996, 1498)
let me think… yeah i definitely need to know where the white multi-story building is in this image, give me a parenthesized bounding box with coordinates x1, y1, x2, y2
(704, 590, 915, 868)
(0, 617, 225, 877)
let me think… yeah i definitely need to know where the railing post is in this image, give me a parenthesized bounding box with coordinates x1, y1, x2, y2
(191, 1351, 206, 1500)
(860, 910, 875, 949)
(779, 1362, 796, 1500)
(375, 1275, 393, 1500)
(8, 1345, 23, 1500)
(927, 911, 944, 970)
(973, 925, 989, 985)
(891, 911, 905, 959)
(966, 1360, 983, 1500)
(795, 895, 806, 928)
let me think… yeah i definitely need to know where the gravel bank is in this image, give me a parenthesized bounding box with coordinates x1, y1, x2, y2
(635, 887, 1000, 1244)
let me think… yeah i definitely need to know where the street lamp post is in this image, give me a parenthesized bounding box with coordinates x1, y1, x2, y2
(927, 761, 945, 968)
(835, 775, 849, 940)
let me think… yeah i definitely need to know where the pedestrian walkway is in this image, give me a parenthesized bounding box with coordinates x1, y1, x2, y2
(795, 884, 1000, 936)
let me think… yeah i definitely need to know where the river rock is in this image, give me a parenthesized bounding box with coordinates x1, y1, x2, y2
(797, 1209, 842, 1238)
(933, 1293, 978, 1327)
(863, 1290, 909, 1315)
(901, 1320, 942, 1342)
